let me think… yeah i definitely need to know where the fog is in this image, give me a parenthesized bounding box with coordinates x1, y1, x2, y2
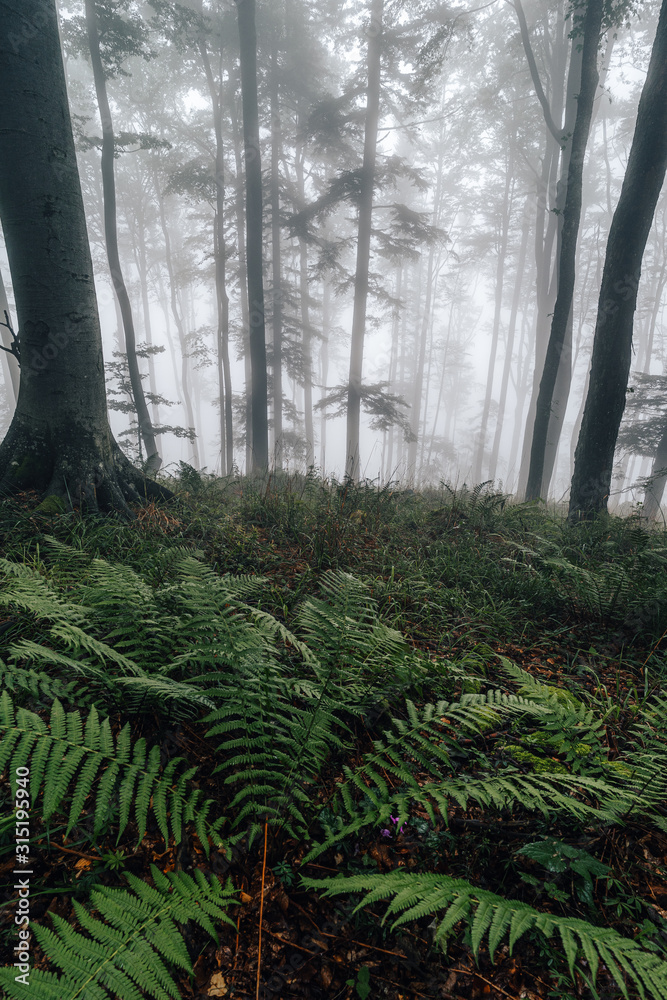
(1, 0, 665, 512)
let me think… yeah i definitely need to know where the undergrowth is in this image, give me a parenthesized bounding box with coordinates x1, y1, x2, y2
(0, 473, 666, 999)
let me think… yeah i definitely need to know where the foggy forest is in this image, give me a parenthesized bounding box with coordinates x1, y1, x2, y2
(2, 0, 667, 998)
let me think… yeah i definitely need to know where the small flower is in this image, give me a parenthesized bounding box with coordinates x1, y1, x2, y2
(381, 829, 392, 838)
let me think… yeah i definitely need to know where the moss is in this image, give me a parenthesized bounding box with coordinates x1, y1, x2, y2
(35, 494, 66, 515)
(505, 745, 569, 774)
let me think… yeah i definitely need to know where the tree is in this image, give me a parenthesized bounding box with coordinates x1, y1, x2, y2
(345, 0, 383, 480)
(525, 0, 604, 500)
(569, 0, 667, 519)
(616, 373, 667, 518)
(0, 0, 167, 510)
(84, 0, 162, 473)
(236, 0, 269, 472)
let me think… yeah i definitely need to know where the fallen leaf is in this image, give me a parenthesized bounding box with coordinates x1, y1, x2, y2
(207, 972, 228, 997)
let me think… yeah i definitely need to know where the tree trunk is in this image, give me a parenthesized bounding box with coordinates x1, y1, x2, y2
(489, 207, 530, 481)
(199, 40, 234, 475)
(569, 0, 667, 519)
(270, 43, 284, 467)
(230, 83, 253, 471)
(155, 189, 201, 468)
(525, 0, 603, 500)
(473, 161, 514, 482)
(516, 2, 568, 495)
(236, 0, 269, 472)
(320, 281, 330, 474)
(0, 0, 167, 510)
(84, 0, 160, 474)
(0, 263, 19, 402)
(345, 0, 383, 480)
(643, 423, 667, 520)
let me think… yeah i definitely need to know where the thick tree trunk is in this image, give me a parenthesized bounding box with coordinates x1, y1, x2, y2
(236, 0, 269, 472)
(569, 0, 667, 519)
(0, 0, 167, 510)
(85, 0, 160, 474)
(525, 0, 603, 500)
(345, 0, 383, 480)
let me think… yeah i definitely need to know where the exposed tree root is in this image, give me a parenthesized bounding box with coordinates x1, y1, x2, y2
(0, 422, 173, 517)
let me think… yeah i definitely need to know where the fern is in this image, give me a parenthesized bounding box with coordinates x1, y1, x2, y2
(0, 692, 224, 850)
(303, 871, 667, 1000)
(0, 865, 236, 1000)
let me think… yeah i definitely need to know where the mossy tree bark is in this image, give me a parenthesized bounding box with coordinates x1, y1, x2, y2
(0, 0, 169, 511)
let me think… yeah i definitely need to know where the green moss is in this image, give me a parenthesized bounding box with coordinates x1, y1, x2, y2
(35, 494, 67, 515)
(505, 745, 569, 774)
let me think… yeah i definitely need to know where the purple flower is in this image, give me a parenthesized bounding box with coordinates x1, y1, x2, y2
(381, 829, 392, 837)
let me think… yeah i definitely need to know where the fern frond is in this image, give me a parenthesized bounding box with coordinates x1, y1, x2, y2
(0, 692, 224, 850)
(0, 866, 236, 1000)
(302, 871, 667, 1000)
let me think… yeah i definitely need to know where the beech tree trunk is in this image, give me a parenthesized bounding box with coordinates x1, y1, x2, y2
(569, 0, 667, 519)
(346, 0, 383, 480)
(525, 0, 603, 500)
(85, 0, 160, 474)
(237, 0, 269, 472)
(0, 0, 167, 510)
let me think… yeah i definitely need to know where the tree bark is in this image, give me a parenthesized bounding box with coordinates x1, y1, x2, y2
(0, 0, 167, 510)
(473, 160, 514, 482)
(236, 0, 269, 472)
(270, 42, 284, 467)
(230, 83, 253, 471)
(569, 0, 667, 519)
(84, 0, 160, 474)
(525, 0, 603, 500)
(489, 206, 530, 481)
(345, 0, 383, 480)
(199, 40, 234, 475)
(155, 188, 201, 468)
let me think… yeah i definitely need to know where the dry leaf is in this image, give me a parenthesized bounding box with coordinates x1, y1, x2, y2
(239, 891, 253, 904)
(207, 972, 228, 997)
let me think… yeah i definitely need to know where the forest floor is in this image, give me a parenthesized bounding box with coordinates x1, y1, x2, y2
(1, 470, 667, 1000)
